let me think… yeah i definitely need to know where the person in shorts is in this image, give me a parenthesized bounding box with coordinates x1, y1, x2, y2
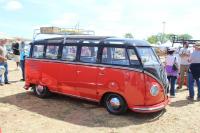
(178, 41, 191, 89)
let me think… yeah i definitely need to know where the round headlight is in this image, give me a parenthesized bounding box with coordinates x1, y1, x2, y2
(150, 85, 159, 96)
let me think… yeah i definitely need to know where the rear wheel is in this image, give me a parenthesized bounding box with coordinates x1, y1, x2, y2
(33, 85, 51, 98)
(104, 93, 127, 115)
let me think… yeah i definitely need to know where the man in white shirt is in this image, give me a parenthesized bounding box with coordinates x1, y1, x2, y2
(0, 44, 6, 85)
(178, 41, 190, 89)
(0, 43, 9, 85)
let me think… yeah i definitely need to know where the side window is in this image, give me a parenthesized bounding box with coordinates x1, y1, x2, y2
(62, 46, 77, 61)
(46, 45, 59, 59)
(102, 47, 130, 66)
(127, 49, 140, 66)
(32, 45, 44, 58)
(80, 46, 98, 63)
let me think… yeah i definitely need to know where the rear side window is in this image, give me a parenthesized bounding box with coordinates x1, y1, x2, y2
(62, 46, 77, 61)
(80, 46, 98, 63)
(102, 47, 130, 66)
(32, 45, 44, 58)
(46, 45, 59, 59)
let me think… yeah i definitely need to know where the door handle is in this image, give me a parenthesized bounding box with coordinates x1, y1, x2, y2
(99, 72, 105, 76)
(99, 67, 105, 76)
(99, 67, 105, 70)
(125, 72, 130, 81)
(77, 70, 81, 74)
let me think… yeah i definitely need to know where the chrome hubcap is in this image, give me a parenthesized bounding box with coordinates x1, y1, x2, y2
(36, 85, 44, 94)
(109, 97, 120, 109)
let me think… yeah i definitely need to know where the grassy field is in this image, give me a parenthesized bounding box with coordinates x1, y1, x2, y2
(0, 60, 200, 133)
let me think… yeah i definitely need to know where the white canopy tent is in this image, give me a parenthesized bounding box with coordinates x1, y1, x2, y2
(160, 40, 173, 47)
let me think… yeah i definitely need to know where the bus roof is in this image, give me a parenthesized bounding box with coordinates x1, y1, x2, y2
(33, 35, 150, 47)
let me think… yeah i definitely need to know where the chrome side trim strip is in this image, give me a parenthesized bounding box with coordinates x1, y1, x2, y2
(26, 58, 143, 73)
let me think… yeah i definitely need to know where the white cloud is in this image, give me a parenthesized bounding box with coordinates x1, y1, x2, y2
(4, 0, 22, 11)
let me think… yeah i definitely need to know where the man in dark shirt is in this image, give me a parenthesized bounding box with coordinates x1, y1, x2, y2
(187, 42, 200, 100)
(12, 42, 20, 69)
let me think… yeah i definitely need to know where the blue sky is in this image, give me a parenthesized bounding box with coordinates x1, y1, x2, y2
(0, 0, 200, 39)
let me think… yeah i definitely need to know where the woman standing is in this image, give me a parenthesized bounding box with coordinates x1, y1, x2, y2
(165, 48, 179, 97)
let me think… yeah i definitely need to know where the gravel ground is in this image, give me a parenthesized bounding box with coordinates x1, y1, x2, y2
(0, 61, 200, 133)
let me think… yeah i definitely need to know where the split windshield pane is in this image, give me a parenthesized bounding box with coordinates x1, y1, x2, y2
(137, 47, 160, 66)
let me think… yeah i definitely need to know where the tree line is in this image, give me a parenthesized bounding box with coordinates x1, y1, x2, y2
(124, 33, 193, 44)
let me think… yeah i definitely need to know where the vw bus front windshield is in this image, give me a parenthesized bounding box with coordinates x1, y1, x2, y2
(137, 47, 160, 66)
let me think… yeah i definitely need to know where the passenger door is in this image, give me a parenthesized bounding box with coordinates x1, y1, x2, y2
(97, 47, 131, 94)
(57, 45, 79, 96)
(97, 47, 145, 106)
(28, 44, 45, 85)
(76, 46, 99, 100)
(42, 44, 60, 92)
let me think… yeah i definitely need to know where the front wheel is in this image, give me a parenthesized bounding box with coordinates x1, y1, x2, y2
(33, 85, 51, 98)
(105, 94, 127, 115)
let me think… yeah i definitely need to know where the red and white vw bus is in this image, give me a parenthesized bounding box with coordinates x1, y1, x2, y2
(24, 36, 169, 115)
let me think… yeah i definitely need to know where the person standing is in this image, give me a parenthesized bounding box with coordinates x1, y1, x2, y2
(0, 45, 10, 84)
(12, 42, 20, 69)
(20, 42, 25, 81)
(0, 45, 6, 85)
(165, 48, 179, 97)
(187, 42, 200, 100)
(178, 41, 191, 89)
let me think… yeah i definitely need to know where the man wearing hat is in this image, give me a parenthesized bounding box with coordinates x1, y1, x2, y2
(178, 41, 191, 89)
(187, 42, 200, 100)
